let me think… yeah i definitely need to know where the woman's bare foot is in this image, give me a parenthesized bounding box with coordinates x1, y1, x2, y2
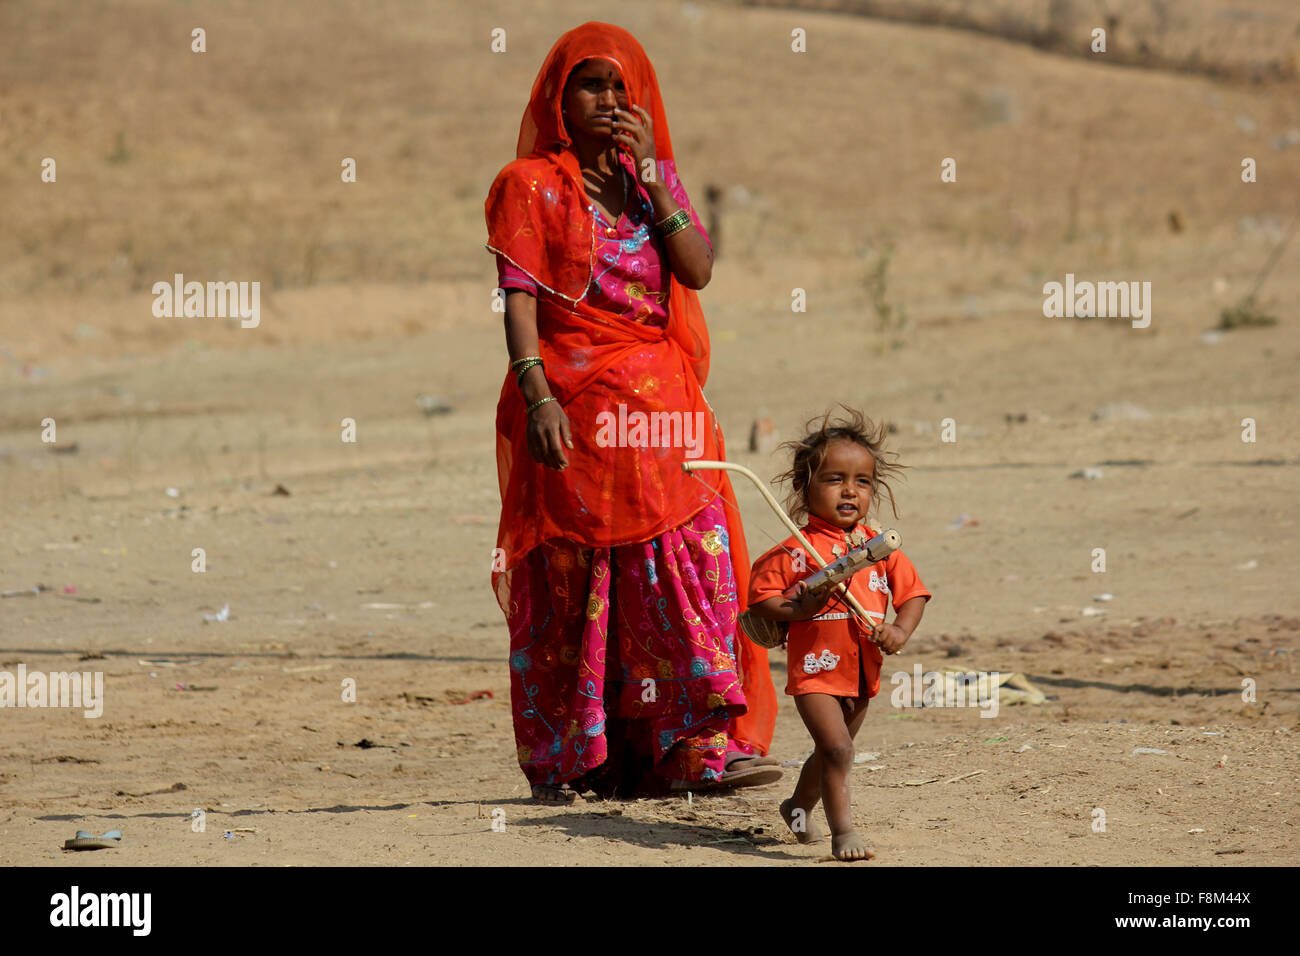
(831, 830, 875, 861)
(780, 798, 826, 844)
(531, 783, 579, 805)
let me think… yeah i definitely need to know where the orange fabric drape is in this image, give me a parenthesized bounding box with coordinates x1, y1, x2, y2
(484, 22, 774, 754)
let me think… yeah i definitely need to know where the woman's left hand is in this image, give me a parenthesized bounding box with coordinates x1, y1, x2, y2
(612, 105, 657, 178)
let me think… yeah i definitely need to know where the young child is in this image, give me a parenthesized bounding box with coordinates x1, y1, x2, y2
(748, 405, 930, 861)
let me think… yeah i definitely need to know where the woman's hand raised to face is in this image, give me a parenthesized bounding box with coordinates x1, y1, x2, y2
(527, 400, 573, 471)
(611, 105, 657, 178)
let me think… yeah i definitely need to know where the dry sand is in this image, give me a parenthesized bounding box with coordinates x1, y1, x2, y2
(1, 0, 1297, 866)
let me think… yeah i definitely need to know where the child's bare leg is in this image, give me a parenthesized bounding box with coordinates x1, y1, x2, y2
(780, 755, 826, 843)
(794, 694, 875, 861)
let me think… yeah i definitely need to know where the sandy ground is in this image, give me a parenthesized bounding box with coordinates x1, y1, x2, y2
(1, 0, 1298, 866)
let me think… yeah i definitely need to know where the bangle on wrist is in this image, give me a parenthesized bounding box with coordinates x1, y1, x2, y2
(526, 396, 556, 415)
(655, 209, 691, 238)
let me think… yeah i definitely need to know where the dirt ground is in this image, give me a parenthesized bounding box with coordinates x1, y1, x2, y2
(1, 0, 1297, 866)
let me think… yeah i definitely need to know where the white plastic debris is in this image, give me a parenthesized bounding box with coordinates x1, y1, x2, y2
(1132, 747, 1168, 755)
(203, 603, 230, 623)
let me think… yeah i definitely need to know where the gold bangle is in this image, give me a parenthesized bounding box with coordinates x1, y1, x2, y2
(510, 354, 542, 371)
(526, 396, 556, 415)
(514, 357, 544, 384)
(656, 209, 692, 238)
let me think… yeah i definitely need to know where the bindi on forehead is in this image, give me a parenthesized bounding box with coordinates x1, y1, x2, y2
(574, 59, 622, 79)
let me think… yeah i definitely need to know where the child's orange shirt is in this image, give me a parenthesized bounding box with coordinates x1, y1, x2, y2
(748, 513, 931, 698)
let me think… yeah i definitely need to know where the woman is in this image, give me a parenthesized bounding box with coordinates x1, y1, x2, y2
(485, 22, 777, 802)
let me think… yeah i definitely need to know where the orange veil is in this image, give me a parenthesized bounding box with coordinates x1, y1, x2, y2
(484, 22, 775, 754)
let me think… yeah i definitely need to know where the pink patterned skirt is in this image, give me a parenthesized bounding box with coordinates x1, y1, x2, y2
(504, 497, 753, 797)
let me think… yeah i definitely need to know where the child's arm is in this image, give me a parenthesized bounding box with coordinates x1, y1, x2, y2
(875, 595, 926, 655)
(748, 580, 836, 623)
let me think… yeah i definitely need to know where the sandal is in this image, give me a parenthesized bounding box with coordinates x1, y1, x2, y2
(725, 752, 780, 771)
(530, 782, 580, 805)
(671, 762, 784, 792)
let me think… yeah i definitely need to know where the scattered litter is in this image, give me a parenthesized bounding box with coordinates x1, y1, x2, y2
(1069, 467, 1104, 480)
(1214, 848, 1245, 856)
(1081, 607, 1106, 617)
(165, 487, 180, 498)
(1202, 731, 1222, 736)
(937, 668, 1046, 707)
(450, 689, 494, 705)
(1132, 748, 1169, 755)
(416, 394, 453, 416)
(63, 829, 122, 851)
(203, 603, 230, 623)
(283, 663, 333, 674)
(1216, 755, 1228, 768)
(1, 585, 42, 598)
(985, 736, 1008, 744)
(3, 585, 95, 603)
(947, 513, 979, 530)
(853, 752, 881, 764)
(1016, 744, 1035, 753)
(903, 778, 940, 786)
(1093, 593, 1113, 602)
(116, 783, 186, 798)
(174, 683, 218, 692)
(945, 770, 984, 783)
(1188, 828, 1206, 834)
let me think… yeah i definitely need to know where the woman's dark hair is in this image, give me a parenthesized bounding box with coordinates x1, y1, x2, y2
(772, 404, 904, 525)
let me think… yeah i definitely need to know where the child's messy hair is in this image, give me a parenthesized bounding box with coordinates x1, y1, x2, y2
(772, 404, 904, 526)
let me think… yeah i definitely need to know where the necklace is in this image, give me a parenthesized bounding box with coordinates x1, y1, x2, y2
(587, 163, 629, 233)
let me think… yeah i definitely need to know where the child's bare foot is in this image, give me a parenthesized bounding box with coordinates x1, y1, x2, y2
(831, 831, 875, 861)
(780, 798, 826, 844)
(531, 783, 578, 805)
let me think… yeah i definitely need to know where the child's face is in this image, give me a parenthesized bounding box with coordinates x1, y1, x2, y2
(807, 440, 875, 530)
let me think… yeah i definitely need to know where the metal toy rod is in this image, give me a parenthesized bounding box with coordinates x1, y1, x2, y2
(681, 459, 878, 630)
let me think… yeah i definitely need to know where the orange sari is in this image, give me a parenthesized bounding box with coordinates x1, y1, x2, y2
(485, 22, 775, 756)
